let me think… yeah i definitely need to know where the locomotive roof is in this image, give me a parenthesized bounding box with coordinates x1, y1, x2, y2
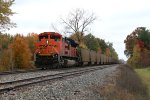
(65, 37, 79, 47)
(39, 32, 62, 37)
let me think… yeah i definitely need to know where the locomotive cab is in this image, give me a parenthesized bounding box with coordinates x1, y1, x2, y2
(35, 32, 62, 68)
(36, 32, 62, 56)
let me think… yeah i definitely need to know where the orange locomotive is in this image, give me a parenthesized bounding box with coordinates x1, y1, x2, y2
(34, 32, 79, 68)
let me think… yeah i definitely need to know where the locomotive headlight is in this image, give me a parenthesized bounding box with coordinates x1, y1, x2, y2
(46, 40, 48, 44)
(55, 54, 58, 57)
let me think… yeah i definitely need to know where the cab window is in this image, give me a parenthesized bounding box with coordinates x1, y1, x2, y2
(50, 35, 60, 42)
(39, 35, 48, 41)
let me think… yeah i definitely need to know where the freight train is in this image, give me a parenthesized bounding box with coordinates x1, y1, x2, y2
(34, 32, 117, 68)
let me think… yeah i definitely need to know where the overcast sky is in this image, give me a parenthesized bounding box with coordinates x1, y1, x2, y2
(7, 0, 150, 61)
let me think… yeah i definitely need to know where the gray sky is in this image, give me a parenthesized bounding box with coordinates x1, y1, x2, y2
(7, 0, 150, 61)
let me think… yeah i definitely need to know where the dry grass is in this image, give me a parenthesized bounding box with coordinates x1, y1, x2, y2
(135, 68, 150, 97)
(89, 64, 149, 100)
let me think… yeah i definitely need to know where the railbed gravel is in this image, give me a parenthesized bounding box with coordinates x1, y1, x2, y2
(0, 70, 62, 83)
(0, 65, 119, 100)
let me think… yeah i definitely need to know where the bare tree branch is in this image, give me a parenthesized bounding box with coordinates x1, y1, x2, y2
(61, 8, 96, 44)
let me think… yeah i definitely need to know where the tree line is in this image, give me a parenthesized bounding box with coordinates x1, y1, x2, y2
(124, 27, 150, 68)
(70, 32, 118, 59)
(0, 33, 38, 71)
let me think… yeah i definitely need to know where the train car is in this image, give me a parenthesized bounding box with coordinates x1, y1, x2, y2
(96, 52, 101, 64)
(90, 50, 97, 65)
(100, 54, 104, 64)
(80, 48, 90, 65)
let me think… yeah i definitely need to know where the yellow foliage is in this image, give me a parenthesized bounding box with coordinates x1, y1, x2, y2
(79, 42, 87, 49)
(127, 44, 141, 68)
(0, 49, 11, 71)
(11, 35, 32, 69)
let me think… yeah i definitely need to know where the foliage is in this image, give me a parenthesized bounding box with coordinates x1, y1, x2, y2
(84, 33, 99, 51)
(83, 33, 118, 59)
(125, 27, 150, 67)
(70, 32, 87, 48)
(96, 38, 108, 54)
(70, 32, 84, 45)
(127, 44, 141, 68)
(0, 33, 13, 51)
(107, 42, 118, 59)
(138, 28, 150, 50)
(0, 49, 11, 71)
(0, 0, 16, 32)
(11, 34, 32, 69)
(124, 27, 150, 57)
(25, 33, 38, 54)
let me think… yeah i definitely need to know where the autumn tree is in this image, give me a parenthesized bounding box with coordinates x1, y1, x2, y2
(0, 0, 16, 32)
(127, 44, 141, 68)
(125, 27, 150, 67)
(25, 33, 38, 53)
(124, 27, 149, 57)
(69, 32, 87, 48)
(61, 8, 96, 44)
(11, 35, 32, 69)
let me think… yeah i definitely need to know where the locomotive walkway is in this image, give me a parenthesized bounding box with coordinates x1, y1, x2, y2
(0, 65, 116, 94)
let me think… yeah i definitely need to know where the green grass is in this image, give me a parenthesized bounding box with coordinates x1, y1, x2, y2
(135, 68, 150, 96)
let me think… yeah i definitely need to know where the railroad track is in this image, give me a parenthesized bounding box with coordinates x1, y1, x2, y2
(0, 69, 42, 75)
(0, 65, 114, 94)
(0, 66, 89, 76)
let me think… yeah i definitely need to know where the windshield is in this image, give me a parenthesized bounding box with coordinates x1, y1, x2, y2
(39, 35, 48, 41)
(50, 35, 60, 41)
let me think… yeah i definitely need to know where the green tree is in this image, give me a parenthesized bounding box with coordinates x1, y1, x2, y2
(0, 0, 16, 32)
(96, 38, 108, 54)
(84, 33, 99, 51)
(137, 27, 150, 50)
(0, 33, 13, 50)
(107, 42, 118, 59)
(0, 33, 13, 71)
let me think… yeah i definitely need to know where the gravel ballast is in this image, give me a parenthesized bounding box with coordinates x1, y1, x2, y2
(0, 65, 119, 100)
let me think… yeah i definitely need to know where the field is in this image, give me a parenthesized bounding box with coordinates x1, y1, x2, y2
(135, 68, 150, 97)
